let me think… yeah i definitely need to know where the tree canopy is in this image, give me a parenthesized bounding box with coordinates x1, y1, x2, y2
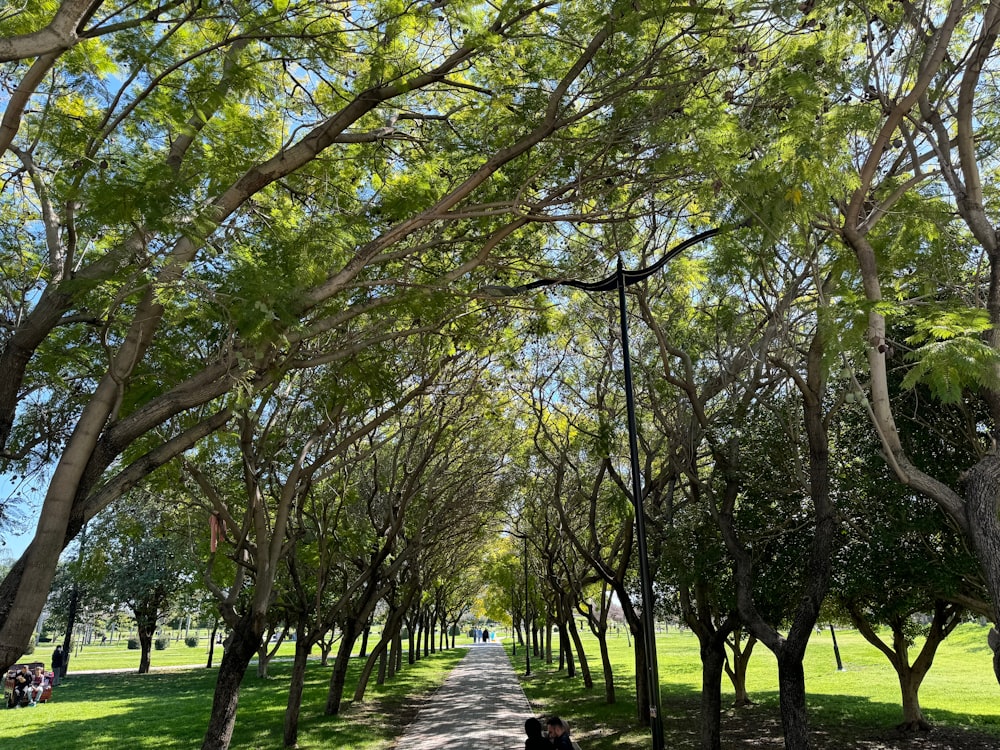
(4, 2, 1000, 749)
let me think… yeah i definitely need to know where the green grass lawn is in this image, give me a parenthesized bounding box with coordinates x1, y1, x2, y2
(5, 642, 466, 750)
(511, 622, 1000, 749)
(7, 624, 1000, 749)
(28, 633, 268, 672)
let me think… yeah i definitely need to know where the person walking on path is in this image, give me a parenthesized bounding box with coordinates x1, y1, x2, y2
(395, 642, 538, 749)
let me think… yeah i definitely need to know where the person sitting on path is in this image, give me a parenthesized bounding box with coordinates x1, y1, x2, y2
(547, 716, 573, 750)
(524, 717, 550, 750)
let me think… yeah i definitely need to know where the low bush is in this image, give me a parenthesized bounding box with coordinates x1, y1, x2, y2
(155, 637, 170, 650)
(127, 639, 139, 650)
(185, 636, 199, 648)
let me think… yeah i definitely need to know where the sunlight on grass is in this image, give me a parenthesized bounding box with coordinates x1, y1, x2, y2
(511, 623, 1000, 750)
(4, 643, 466, 750)
(7, 625, 999, 749)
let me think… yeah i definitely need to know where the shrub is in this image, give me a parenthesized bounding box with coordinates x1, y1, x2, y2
(23, 636, 35, 655)
(154, 637, 170, 650)
(127, 639, 139, 650)
(185, 636, 199, 648)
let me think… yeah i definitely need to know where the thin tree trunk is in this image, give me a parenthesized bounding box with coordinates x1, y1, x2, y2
(377, 644, 388, 685)
(358, 624, 369, 658)
(567, 615, 592, 688)
(407, 617, 417, 664)
(354, 637, 389, 702)
(282, 624, 313, 748)
(325, 620, 360, 716)
(725, 629, 756, 707)
(631, 620, 649, 723)
(206, 618, 219, 669)
(597, 630, 615, 704)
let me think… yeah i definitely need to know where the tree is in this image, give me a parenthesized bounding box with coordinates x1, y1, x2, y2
(832, 385, 985, 731)
(1, 0, 673, 672)
(764, 0, 1000, 683)
(80, 493, 198, 673)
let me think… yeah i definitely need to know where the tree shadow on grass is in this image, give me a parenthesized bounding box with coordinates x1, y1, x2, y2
(3, 650, 466, 750)
(518, 671, 1000, 750)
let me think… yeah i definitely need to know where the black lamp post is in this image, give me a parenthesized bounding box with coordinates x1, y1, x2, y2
(523, 532, 531, 677)
(616, 255, 663, 748)
(483, 226, 726, 750)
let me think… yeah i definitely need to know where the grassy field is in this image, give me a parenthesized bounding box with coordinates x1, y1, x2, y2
(5, 640, 466, 750)
(513, 622, 1000, 749)
(6, 623, 1000, 749)
(34, 635, 282, 671)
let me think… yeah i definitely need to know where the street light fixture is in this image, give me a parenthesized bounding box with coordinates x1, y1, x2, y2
(483, 225, 726, 750)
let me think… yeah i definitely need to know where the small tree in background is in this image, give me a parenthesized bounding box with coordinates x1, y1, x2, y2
(82, 494, 199, 673)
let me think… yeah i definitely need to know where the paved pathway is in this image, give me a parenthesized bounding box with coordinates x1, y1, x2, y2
(394, 641, 537, 750)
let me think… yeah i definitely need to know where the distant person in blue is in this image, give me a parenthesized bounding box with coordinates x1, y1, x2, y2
(547, 716, 573, 749)
(524, 717, 549, 749)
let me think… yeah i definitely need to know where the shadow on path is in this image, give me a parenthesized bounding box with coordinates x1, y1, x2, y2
(392, 642, 535, 750)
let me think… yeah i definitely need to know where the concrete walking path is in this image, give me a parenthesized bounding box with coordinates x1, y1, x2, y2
(394, 641, 536, 750)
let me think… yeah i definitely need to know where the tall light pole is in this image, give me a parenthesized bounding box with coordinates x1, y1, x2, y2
(482, 226, 727, 750)
(616, 255, 663, 748)
(523, 531, 531, 677)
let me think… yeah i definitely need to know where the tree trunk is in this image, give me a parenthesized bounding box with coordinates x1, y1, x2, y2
(354, 637, 389, 702)
(358, 624, 370, 658)
(201, 611, 264, 750)
(897, 669, 931, 732)
(407, 620, 416, 664)
(282, 626, 313, 748)
(207, 618, 219, 669)
(377, 644, 388, 685)
(256, 643, 270, 678)
(631, 620, 650, 723)
(597, 629, 615, 704)
(567, 615, 592, 688)
(961, 453, 1000, 684)
(776, 651, 810, 750)
(725, 630, 756, 707)
(699, 636, 727, 750)
(355, 601, 408, 703)
(60, 581, 79, 679)
(557, 619, 574, 676)
(325, 620, 360, 716)
(137, 626, 153, 674)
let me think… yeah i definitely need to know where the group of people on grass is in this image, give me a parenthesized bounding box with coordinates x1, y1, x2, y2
(6, 645, 62, 709)
(9, 665, 48, 707)
(524, 716, 573, 749)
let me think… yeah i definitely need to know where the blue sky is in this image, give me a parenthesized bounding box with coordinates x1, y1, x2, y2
(1, 474, 41, 563)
